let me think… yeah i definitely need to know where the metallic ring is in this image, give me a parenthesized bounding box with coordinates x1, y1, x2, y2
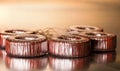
(0, 29, 31, 49)
(68, 25, 103, 34)
(5, 34, 48, 57)
(79, 32, 117, 52)
(49, 35, 91, 57)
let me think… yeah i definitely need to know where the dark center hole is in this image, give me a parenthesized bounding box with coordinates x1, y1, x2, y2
(76, 27, 86, 30)
(87, 27, 95, 29)
(76, 27, 95, 30)
(15, 36, 37, 40)
(58, 35, 80, 40)
(86, 33, 106, 36)
(5, 30, 26, 33)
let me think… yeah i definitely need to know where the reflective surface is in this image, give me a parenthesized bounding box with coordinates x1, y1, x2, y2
(0, 46, 120, 71)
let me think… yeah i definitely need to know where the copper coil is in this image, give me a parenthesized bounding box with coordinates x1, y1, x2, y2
(91, 52, 116, 64)
(49, 55, 91, 71)
(68, 25, 103, 35)
(49, 35, 91, 57)
(5, 55, 48, 71)
(0, 29, 32, 49)
(5, 34, 48, 57)
(79, 32, 117, 52)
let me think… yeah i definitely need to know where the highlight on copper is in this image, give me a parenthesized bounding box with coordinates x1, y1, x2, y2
(91, 52, 116, 64)
(5, 55, 48, 71)
(49, 55, 91, 71)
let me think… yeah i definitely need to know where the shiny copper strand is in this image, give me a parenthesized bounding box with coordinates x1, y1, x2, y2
(92, 52, 116, 64)
(5, 39, 48, 57)
(0, 34, 10, 49)
(49, 56, 90, 71)
(90, 36, 116, 51)
(5, 55, 48, 70)
(49, 38, 91, 57)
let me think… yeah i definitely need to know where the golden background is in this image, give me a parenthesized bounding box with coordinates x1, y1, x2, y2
(0, 0, 120, 71)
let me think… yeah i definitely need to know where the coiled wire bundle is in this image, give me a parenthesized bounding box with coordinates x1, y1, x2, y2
(67, 25, 103, 35)
(0, 25, 116, 58)
(5, 34, 48, 57)
(49, 35, 91, 57)
(79, 32, 116, 52)
(0, 29, 31, 49)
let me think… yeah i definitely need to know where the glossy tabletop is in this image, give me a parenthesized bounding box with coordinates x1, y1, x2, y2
(0, 36, 120, 71)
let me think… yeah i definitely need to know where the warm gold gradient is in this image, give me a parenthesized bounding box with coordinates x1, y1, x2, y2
(0, 2, 119, 41)
(0, 0, 120, 31)
(0, 1, 119, 45)
(0, 1, 120, 71)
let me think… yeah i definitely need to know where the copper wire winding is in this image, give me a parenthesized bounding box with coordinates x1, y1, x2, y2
(5, 35, 48, 57)
(0, 26, 117, 58)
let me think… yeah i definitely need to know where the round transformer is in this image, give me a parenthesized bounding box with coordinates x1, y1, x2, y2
(69, 25, 103, 32)
(5, 34, 48, 57)
(0, 29, 31, 49)
(49, 35, 91, 57)
(67, 25, 103, 35)
(79, 32, 117, 52)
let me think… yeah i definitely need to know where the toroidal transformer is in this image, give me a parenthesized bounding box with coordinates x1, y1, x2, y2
(49, 35, 91, 57)
(5, 34, 48, 57)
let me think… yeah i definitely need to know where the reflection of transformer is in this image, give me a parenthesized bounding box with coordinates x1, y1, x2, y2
(5, 55, 48, 71)
(0, 49, 6, 61)
(49, 56, 91, 71)
(92, 52, 116, 64)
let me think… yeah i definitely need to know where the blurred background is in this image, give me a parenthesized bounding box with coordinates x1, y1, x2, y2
(0, 0, 120, 31)
(0, 1, 120, 44)
(0, 0, 119, 47)
(0, 0, 120, 71)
